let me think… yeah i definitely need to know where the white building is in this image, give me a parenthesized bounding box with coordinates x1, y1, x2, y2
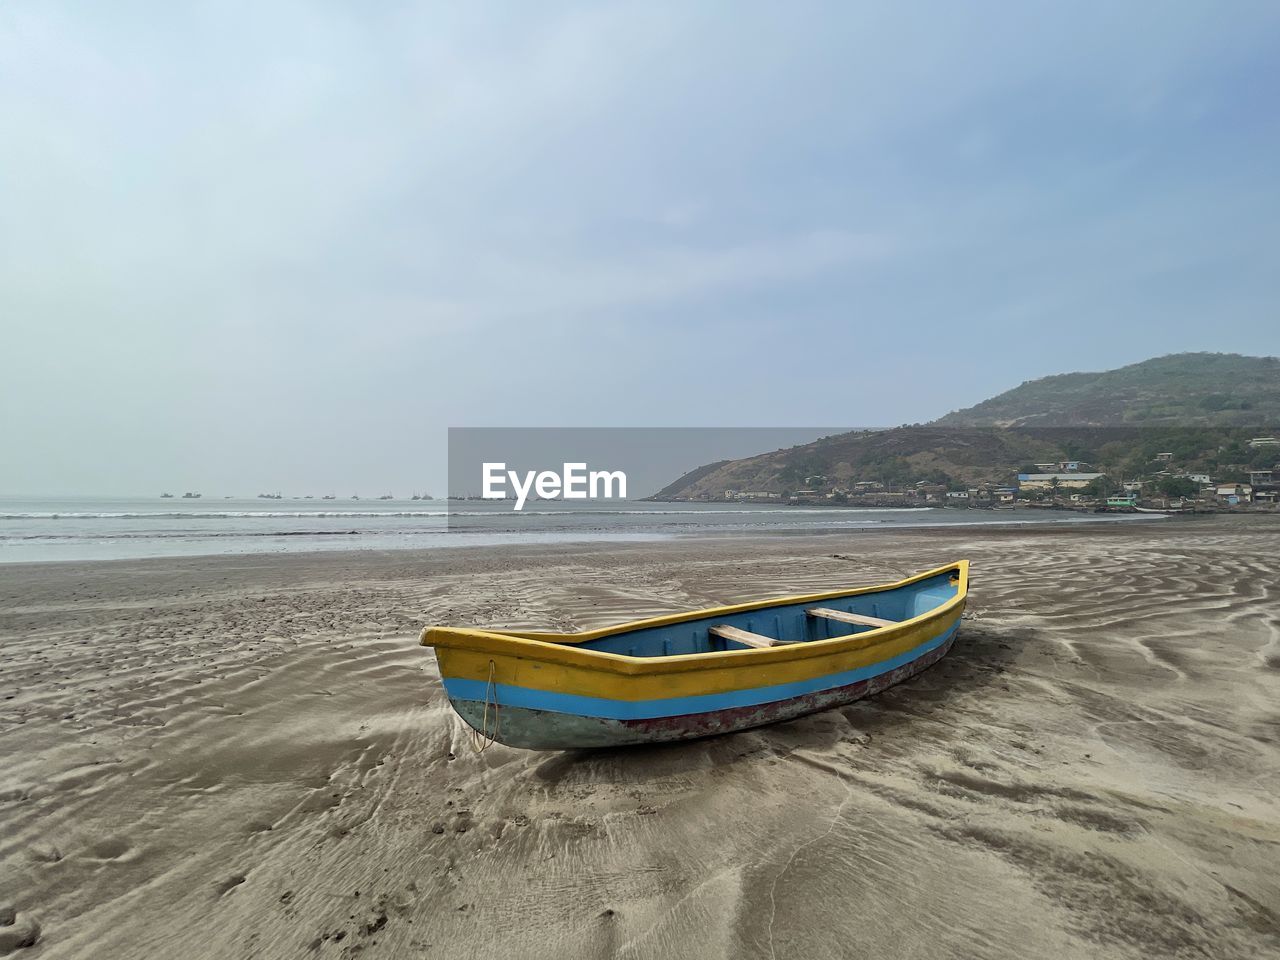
(1214, 483, 1253, 503)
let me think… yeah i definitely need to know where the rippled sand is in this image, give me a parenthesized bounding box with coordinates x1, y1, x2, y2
(2, 517, 1278, 959)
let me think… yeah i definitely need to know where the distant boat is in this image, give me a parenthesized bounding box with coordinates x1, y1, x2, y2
(322, 495, 336, 500)
(182, 492, 201, 499)
(422, 561, 969, 750)
(378, 494, 394, 500)
(160, 492, 174, 498)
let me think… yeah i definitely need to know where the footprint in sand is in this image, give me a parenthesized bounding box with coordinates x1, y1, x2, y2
(215, 874, 246, 896)
(0, 907, 42, 952)
(85, 838, 137, 863)
(27, 844, 62, 864)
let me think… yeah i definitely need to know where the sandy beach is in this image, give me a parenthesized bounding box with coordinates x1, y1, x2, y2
(2, 517, 1279, 959)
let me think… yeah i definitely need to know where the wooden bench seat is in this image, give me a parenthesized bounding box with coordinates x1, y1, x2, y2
(806, 607, 897, 629)
(709, 625, 777, 649)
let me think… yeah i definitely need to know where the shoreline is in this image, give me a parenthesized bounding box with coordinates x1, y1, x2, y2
(0, 509, 1188, 568)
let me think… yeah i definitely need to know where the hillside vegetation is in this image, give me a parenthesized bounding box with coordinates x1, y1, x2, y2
(936, 353, 1280, 428)
(653, 353, 1280, 498)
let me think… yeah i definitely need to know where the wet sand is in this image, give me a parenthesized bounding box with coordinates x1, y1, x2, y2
(2, 517, 1279, 959)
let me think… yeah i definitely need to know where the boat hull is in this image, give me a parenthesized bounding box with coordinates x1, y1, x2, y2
(424, 561, 968, 751)
(448, 626, 956, 748)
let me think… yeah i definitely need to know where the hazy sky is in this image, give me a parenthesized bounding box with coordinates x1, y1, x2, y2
(3, 2, 1279, 496)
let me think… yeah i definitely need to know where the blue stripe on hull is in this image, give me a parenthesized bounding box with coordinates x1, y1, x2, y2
(443, 623, 958, 721)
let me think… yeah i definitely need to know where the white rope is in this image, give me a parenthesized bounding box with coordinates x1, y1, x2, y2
(469, 659, 500, 753)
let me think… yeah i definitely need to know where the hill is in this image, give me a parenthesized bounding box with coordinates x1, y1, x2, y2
(650, 459, 732, 501)
(652, 353, 1280, 499)
(937, 353, 1280, 427)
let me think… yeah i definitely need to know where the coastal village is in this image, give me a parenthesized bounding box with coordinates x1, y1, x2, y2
(702, 436, 1280, 513)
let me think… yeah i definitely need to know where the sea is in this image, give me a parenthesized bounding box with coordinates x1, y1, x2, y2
(0, 496, 1162, 564)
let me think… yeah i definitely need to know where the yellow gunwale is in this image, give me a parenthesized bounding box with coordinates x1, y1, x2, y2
(420, 560, 968, 677)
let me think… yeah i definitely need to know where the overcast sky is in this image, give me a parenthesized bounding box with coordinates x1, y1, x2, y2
(3, 2, 1279, 496)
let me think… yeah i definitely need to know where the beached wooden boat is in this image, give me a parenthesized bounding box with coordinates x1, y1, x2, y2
(420, 560, 969, 750)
